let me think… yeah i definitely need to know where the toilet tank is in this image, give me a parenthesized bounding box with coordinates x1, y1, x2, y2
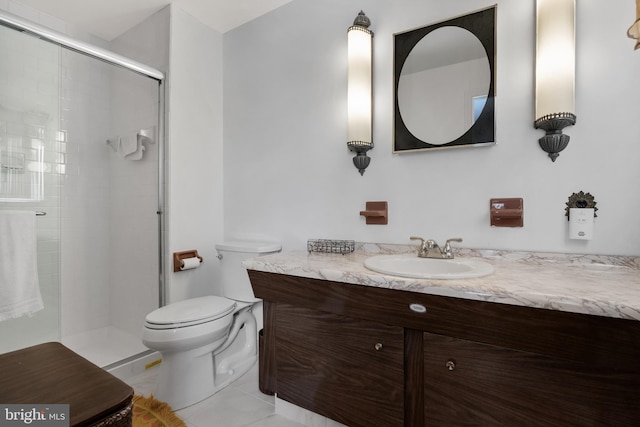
(216, 241, 281, 302)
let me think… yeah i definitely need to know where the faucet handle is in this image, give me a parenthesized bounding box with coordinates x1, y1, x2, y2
(442, 238, 463, 258)
(410, 236, 429, 256)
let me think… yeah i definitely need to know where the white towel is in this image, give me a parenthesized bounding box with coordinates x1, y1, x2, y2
(0, 210, 44, 321)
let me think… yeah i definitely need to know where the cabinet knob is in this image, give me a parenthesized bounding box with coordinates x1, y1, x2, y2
(374, 342, 383, 351)
(445, 359, 456, 371)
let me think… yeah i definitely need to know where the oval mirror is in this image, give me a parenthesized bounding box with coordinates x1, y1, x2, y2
(398, 26, 490, 145)
(393, 7, 496, 152)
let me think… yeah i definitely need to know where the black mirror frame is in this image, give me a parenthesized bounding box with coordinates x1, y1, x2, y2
(393, 6, 496, 152)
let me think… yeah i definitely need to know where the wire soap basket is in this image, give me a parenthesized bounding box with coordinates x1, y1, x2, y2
(307, 239, 355, 255)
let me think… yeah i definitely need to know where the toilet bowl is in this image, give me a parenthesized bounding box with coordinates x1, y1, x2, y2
(142, 241, 281, 410)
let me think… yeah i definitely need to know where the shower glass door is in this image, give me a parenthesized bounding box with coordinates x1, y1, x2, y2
(58, 44, 161, 368)
(0, 24, 62, 352)
(0, 21, 162, 368)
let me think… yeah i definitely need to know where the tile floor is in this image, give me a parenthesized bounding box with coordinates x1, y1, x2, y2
(124, 363, 305, 427)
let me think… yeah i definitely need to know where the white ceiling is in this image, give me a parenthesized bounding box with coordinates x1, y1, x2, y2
(17, 0, 294, 40)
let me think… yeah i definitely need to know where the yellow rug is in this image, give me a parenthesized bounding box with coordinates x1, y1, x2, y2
(132, 395, 187, 427)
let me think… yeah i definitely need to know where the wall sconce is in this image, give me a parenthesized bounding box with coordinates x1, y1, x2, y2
(534, 0, 576, 162)
(347, 11, 373, 175)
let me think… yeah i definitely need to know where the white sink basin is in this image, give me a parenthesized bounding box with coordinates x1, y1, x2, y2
(364, 254, 494, 279)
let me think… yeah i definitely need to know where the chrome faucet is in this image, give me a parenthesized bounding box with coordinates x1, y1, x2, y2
(410, 236, 463, 259)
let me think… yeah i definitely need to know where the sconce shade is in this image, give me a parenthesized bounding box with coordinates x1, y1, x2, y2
(347, 11, 373, 175)
(535, 0, 576, 162)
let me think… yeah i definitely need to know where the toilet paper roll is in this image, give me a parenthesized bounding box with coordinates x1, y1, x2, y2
(180, 257, 201, 270)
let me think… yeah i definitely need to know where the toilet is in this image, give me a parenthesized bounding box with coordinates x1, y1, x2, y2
(142, 241, 281, 410)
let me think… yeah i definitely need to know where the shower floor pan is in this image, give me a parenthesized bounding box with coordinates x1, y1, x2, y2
(62, 326, 148, 368)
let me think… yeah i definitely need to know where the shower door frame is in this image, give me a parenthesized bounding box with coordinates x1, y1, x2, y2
(0, 9, 168, 311)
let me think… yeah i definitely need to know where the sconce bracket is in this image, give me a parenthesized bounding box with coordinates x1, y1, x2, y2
(347, 141, 374, 175)
(534, 112, 576, 162)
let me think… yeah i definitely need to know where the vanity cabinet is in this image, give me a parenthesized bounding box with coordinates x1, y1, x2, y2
(248, 270, 640, 427)
(423, 332, 639, 426)
(276, 304, 404, 426)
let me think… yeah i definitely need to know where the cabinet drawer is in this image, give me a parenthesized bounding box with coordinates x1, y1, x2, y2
(249, 270, 640, 368)
(424, 332, 640, 426)
(276, 304, 404, 427)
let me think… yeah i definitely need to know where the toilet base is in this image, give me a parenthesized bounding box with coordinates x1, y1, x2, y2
(213, 353, 257, 397)
(152, 309, 258, 410)
(153, 342, 217, 410)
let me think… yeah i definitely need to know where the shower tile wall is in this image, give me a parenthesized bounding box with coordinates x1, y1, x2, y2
(59, 48, 113, 336)
(107, 66, 159, 338)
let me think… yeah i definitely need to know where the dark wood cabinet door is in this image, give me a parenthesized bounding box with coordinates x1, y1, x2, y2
(424, 332, 640, 426)
(276, 304, 405, 427)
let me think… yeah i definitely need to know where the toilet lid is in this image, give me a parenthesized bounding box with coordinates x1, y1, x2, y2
(145, 296, 236, 328)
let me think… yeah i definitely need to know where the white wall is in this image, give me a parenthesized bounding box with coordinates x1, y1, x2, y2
(167, 5, 224, 302)
(223, 0, 640, 256)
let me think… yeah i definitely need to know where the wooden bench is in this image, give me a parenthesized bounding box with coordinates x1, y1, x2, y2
(0, 342, 133, 427)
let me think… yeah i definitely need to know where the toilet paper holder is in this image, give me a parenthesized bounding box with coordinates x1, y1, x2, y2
(490, 198, 523, 227)
(173, 250, 203, 272)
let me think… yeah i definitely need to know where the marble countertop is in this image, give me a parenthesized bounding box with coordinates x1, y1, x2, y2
(243, 243, 640, 321)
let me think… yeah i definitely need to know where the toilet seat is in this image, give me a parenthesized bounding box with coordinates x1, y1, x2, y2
(145, 296, 236, 330)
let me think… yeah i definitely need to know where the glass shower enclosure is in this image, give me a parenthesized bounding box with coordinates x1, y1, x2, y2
(0, 11, 165, 369)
